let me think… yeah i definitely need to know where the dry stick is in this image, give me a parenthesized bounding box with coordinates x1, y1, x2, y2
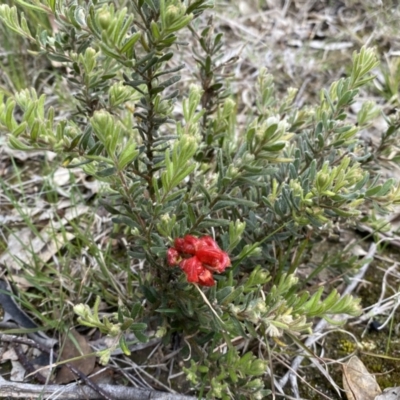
(13, 344, 48, 384)
(0, 375, 196, 400)
(0, 335, 196, 400)
(1, 334, 113, 400)
(277, 243, 377, 398)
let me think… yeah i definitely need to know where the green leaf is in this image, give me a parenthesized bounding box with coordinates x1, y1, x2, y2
(5, 99, 17, 131)
(73, 6, 86, 27)
(14, 0, 45, 13)
(330, 208, 360, 217)
(112, 216, 139, 230)
(165, 15, 193, 34)
(101, 203, 121, 215)
(118, 141, 138, 170)
(12, 122, 27, 137)
(220, 286, 244, 305)
(47, 53, 71, 63)
(198, 218, 230, 228)
(120, 32, 141, 55)
(97, 167, 117, 177)
(366, 185, 382, 197)
(141, 285, 158, 304)
(130, 303, 143, 319)
(212, 200, 237, 211)
(130, 322, 147, 331)
(30, 119, 40, 141)
(8, 135, 33, 150)
(48, 0, 56, 12)
(119, 335, 131, 355)
(264, 123, 278, 138)
(159, 74, 181, 89)
(156, 308, 179, 314)
(133, 330, 148, 342)
(376, 178, 394, 196)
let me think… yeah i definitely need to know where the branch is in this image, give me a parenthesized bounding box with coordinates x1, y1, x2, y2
(0, 375, 197, 400)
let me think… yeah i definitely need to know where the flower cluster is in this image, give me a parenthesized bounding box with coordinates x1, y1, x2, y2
(167, 235, 231, 286)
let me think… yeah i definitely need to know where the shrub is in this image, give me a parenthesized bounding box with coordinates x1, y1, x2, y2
(1, 1, 400, 398)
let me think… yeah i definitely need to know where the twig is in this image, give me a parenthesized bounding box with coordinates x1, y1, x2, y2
(0, 334, 113, 400)
(0, 375, 197, 400)
(0, 334, 196, 399)
(14, 344, 48, 384)
(277, 243, 377, 397)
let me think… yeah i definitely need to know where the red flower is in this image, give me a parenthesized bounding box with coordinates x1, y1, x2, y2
(167, 235, 230, 286)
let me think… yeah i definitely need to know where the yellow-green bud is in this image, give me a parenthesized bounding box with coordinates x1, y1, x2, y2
(222, 98, 236, 117)
(250, 359, 267, 375)
(254, 299, 267, 313)
(227, 165, 239, 178)
(92, 109, 111, 126)
(98, 349, 111, 365)
(73, 304, 91, 318)
(317, 172, 329, 190)
(109, 324, 121, 337)
(155, 326, 167, 338)
(254, 269, 268, 283)
(165, 4, 185, 25)
(98, 10, 112, 30)
(243, 153, 255, 164)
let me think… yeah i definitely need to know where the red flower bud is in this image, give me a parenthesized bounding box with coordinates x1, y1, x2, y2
(220, 252, 231, 269)
(196, 237, 231, 273)
(198, 236, 220, 249)
(196, 248, 225, 272)
(198, 268, 215, 286)
(174, 235, 199, 255)
(167, 248, 180, 266)
(174, 238, 185, 253)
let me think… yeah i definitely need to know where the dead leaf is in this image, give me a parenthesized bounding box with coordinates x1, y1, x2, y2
(0, 230, 75, 272)
(343, 356, 382, 400)
(38, 232, 75, 262)
(3, 147, 56, 162)
(0, 205, 88, 273)
(1, 345, 29, 382)
(89, 366, 114, 385)
(52, 167, 72, 187)
(10, 360, 26, 382)
(55, 329, 96, 384)
(2, 347, 20, 362)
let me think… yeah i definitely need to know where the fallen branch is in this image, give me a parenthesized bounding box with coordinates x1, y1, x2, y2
(0, 336, 197, 399)
(0, 375, 197, 400)
(277, 243, 377, 398)
(0, 334, 113, 400)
